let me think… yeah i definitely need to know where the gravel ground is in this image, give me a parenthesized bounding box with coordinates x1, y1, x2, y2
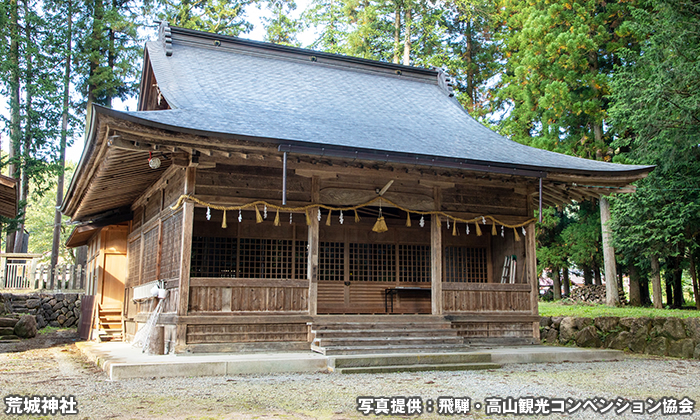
(1, 331, 699, 420)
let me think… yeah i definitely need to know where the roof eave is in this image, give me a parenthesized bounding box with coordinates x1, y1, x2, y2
(95, 106, 654, 182)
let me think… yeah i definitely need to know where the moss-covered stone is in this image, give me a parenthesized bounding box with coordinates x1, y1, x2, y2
(652, 318, 686, 340)
(575, 326, 602, 348)
(668, 338, 695, 359)
(645, 336, 669, 356)
(594, 317, 619, 332)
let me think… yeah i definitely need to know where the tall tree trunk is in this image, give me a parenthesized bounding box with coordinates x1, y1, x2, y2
(464, 19, 474, 113)
(51, 0, 73, 273)
(552, 268, 561, 300)
(562, 267, 570, 296)
(87, 0, 104, 115)
(5, 0, 21, 252)
(672, 254, 684, 308)
(583, 264, 592, 285)
(600, 196, 619, 306)
(665, 269, 673, 308)
(588, 50, 603, 149)
(393, 5, 401, 64)
(402, 6, 411, 65)
(650, 255, 663, 308)
(690, 253, 700, 310)
(593, 264, 601, 285)
(14, 0, 33, 253)
(628, 262, 641, 306)
(617, 263, 626, 302)
(106, 0, 117, 107)
(639, 271, 651, 306)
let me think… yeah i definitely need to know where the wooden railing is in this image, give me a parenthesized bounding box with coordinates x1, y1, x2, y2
(1, 260, 85, 291)
(34, 264, 86, 291)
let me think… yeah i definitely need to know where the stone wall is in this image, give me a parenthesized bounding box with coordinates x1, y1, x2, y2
(540, 316, 700, 359)
(0, 292, 82, 330)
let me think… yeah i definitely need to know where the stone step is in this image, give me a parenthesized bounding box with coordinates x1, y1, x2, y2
(334, 362, 501, 374)
(314, 343, 469, 356)
(0, 335, 20, 342)
(313, 322, 452, 330)
(313, 328, 458, 338)
(332, 352, 493, 368)
(314, 336, 463, 348)
(465, 337, 537, 347)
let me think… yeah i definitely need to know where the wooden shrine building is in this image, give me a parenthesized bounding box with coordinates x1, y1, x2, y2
(62, 23, 652, 353)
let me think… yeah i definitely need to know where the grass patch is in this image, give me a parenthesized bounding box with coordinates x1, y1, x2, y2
(38, 326, 73, 335)
(539, 301, 700, 319)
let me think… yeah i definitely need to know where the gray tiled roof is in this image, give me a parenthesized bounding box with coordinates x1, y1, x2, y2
(120, 27, 651, 176)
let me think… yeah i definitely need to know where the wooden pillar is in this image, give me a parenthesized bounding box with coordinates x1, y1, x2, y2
(600, 196, 619, 306)
(307, 208, 319, 316)
(308, 176, 320, 316)
(431, 187, 443, 315)
(175, 166, 195, 352)
(526, 222, 539, 340)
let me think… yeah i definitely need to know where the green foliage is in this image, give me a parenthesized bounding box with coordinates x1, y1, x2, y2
(262, 0, 304, 46)
(609, 0, 700, 262)
(496, 0, 636, 159)
(561, 201, 602, 272)
(536, 207, 570, 274)
(443, 0, 503, 116)
(24, 164, 77, 263)
(539, 301, 699, 319)
(151, 0, 256, 36)
(76, 0, 143, 108)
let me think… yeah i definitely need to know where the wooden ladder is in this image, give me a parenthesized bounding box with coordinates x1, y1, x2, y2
(97, 306, 123, 342)
(500, 255, 516, 284)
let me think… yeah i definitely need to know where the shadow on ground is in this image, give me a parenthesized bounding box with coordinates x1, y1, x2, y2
(0, 329, 80, 353)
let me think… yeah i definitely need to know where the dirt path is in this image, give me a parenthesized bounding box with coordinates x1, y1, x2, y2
(1, 331, 699, 419)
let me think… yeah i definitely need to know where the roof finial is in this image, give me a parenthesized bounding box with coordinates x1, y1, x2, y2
(436, 68, 454, 97)
(158, 21, 173, 57)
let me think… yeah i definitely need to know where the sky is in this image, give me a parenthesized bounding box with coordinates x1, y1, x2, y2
(1, 2, 315, 168)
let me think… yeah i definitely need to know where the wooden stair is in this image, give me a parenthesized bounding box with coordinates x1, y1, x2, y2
(97, 307, 122, 342)
(310, 315, 467, 356)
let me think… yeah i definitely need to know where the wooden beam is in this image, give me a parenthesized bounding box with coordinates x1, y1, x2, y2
(108, 135, 156, 151)
(295, 169, 338, 179)
(547, 172, 649, 187)
(419, 179, 455, 189)
(131, 165, 181, 210)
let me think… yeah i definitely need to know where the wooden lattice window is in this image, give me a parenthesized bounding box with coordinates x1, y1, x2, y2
(238, 238, 295, 279)
(398, 245, 430, 283)
(191, 237, 306, 280)
(127, 238, 141, 286)
(295, 240, 308, 280)
(142, 226, 159, 283)
(444, 246, 488, 283)
(319, 242, 344, 281)
(160, 211, 182, 280)
(190, 237, 237, 277)
(350, 243, 395, 282)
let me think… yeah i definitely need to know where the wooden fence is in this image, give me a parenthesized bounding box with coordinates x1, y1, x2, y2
(1, 259, 85, 291)
(33, 264, 86, 291)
